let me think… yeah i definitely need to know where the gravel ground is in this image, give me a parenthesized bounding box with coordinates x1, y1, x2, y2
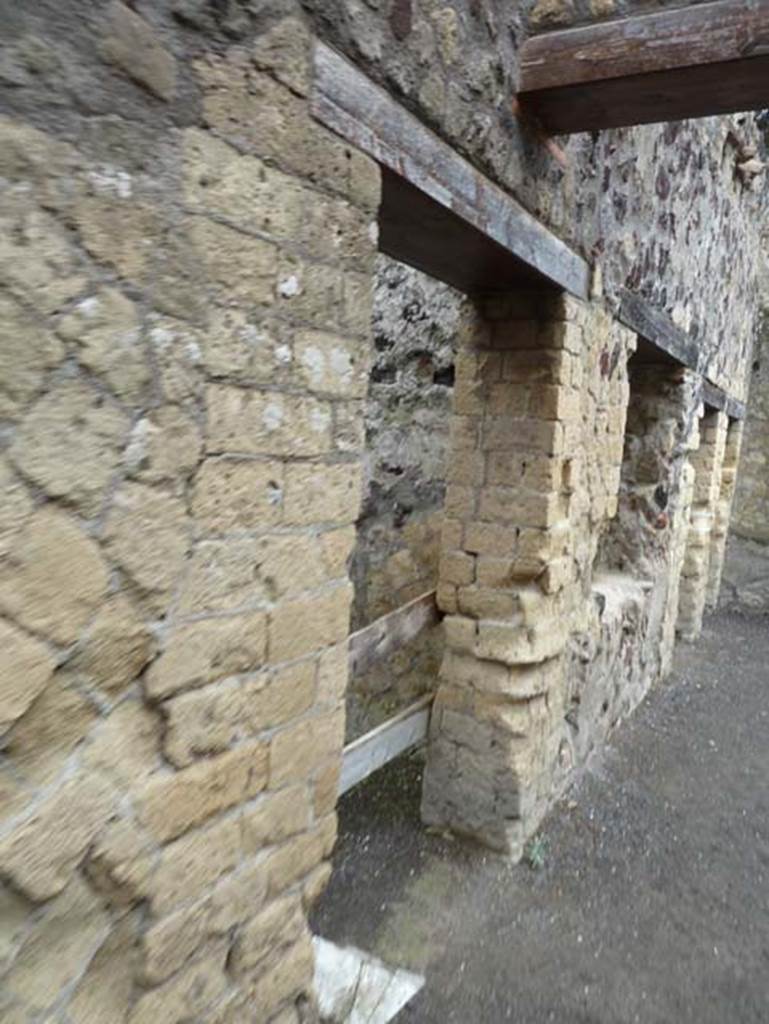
(312, 611, 769, 1023)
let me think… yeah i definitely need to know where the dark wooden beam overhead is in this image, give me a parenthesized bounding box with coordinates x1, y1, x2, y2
(519, 0, 769, 134)
(619, 289, 747, 418)
(312, 42, 590, 298)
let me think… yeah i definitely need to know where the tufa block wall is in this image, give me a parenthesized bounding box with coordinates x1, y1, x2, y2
(0, 6, 379, 1022)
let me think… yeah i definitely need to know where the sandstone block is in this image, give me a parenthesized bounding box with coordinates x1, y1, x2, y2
(142, 899, 210, 984)
(464, 522, 516, 557)
(440, 550, 476, 586)
(314, 758, 341, 817)
(0, 774, 112, 901)
(103, 482, 190, 614)
(243, 660, 316, 735)
(68, 912, 140, 1024)
(125, 405, 202, 488)
(100, 1, 177, 99)
(145, 612, 268, 700)
(9, 379, 129, 515)
(189, 216, 277, 308)
(193, 457, 285, 532)
(0, 294, 64, 420)
(68, 594, 153, 700)
(294, 328, 369, 398)
(177, 534, 329, 617)
(457, 587, 519, 620)
(283, 460, 362, 526)
(4, 877, 109, 1015)
(127, 946, 229, 1024)
(264, 832, 326, 897)
(136, 741, 268, 842)
(0, 508, 109, 646)
(5, 670, 97, 785)
(242, 786, 312, 855)
(183, 129, 306, 243)
(162, 678, 243, 767)
(208, 857, 269, 933)
(303, 861, 333, 911)
(75, 197, 161, 282)
(206, 384, 333, 458)
(148, 817, 241, 914)
(247, 932, 315, 1018)
(198, 309, 294, 384)
(269, 710, 345, 789)
(0, 618, 55, 734)
(252, 16, 311, 96)
(56, 288, 149, 402)
(83, 700, 161, 792)
(231, 895, 304, 974)
(316, 644, 348, 707)
(268, 585, 352, 662)
(0, 460, 33, 559)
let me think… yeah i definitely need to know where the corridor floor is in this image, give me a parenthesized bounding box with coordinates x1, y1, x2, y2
(312, 612, 769, 1023)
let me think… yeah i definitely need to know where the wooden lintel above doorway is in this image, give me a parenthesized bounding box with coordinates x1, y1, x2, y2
(311, 42, 590, 299)
(518, 0, 769, 134)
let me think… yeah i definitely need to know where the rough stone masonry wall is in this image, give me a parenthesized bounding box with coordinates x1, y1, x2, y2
(346, 256, 461, 740)
(723, 316, 769, 611)
(302, 0, 767, 397)
(422, 291, 704, 856)
(0, 5, 379, 1022)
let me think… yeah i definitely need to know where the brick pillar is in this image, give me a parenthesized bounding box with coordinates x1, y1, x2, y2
(705, 418, 744, 609)
(421, 292, 583, 857)
(677, 409, 728, 640)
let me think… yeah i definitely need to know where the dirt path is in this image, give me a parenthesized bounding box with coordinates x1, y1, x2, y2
(312, 612, 769, 1023)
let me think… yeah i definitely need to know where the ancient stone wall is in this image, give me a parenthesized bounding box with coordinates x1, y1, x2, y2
(0, 4, 379, 1021)
(302, 1, 767, 397)
(346, 256, 460, 740)
(723, 320, 769, 611)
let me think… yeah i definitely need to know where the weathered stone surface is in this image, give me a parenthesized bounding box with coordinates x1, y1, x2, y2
(146, 816, 241, 915)
(125, 404, 203, 489)
(0, 508, 109, 646)
(162, 678, 243, 767)
(127, 946, 229, 1024)
(189, 216, 277, 308)
(193, 457, 285, 533)
(177, 534, 329, 616)
(283, 461, 362, 527)
(100, 1, 177, 100)
(5, 670, 97, 785)
(269, 585, 352, 663)
(0, 460, 34, 559)
(145, 612, 267, 700)
(206, 384, 333, 457)
(269, 710, 345, 789)
(244, 661, 317, 734)
(83, 700, 162, 792)
(294, 330, 369, 398)
(0, 200, 86, 315)
(75, 196, 161, 283)
(68, 912, 140, 1024)
(142, 899, 211, 984)
(9, 380, 129, 515)
(147, 315, 203, 402)
(247, 931, 315, 1011)
(0, 618, 55, 734)
(103, 482, 190, 613)
(0, 883, 29, 976)
(0, 294, 64, 420)
(0, 775, 112, 901)
(135, 741, 267, 842)
(231, 894, 304, 974)
(197, 308, 294, 384)
(252, 16, 311, 96)
(208, 857, 269, 933)
(56, 288, 149, 402)
(242, 786, 312, 855)
(4, 877, 109, 1015)
(68, 594, 153, 699)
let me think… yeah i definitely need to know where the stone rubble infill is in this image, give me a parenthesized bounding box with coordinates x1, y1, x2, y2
(313, 935, 424, 1023)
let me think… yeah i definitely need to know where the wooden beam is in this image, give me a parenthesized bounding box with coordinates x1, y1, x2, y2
(312, 42, 590, 298)
(339, 695, 433, 795)
(618, 290, 700, 371)
(348, 590, 440, 678)
(519, 0, 769, 134)
(701, 380, 747, 420)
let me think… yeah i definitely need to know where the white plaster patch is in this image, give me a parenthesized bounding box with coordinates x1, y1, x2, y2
(278, 274, 301, 298)
(77, 296, 101, 318)
(263, 399, 284, 432)
(329, 346, 354, 386)
(310, 405, 331, 434)
(301, 345, 326, 388)
(88, 166, 133, 199)
(313, 937, 424, 1024)
(274, 343, 292, 365)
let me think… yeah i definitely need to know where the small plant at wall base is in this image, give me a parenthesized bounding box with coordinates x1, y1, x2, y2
(526, 836, 548, 871)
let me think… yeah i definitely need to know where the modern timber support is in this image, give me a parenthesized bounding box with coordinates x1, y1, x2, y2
(312, 42, 590, 299)
(518, 0, 769, 134)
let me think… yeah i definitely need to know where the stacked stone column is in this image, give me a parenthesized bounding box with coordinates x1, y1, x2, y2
(421, 293, 584, 857)
(705, 419, 744, 609)
(677, 409, 729, 640)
